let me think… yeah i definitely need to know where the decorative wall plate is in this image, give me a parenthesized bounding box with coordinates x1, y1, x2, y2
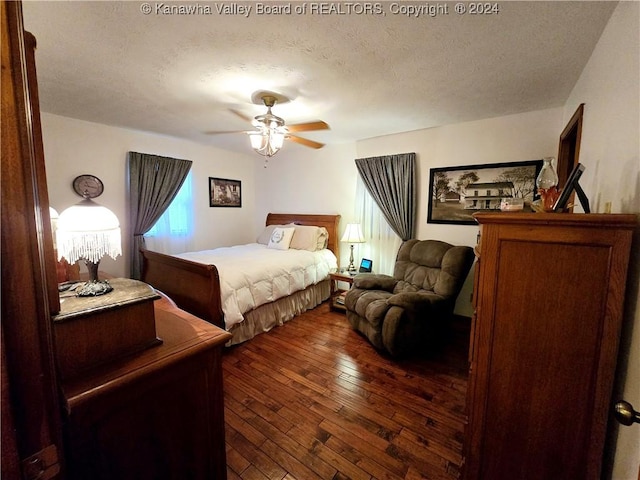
(72, 174, 104, 198)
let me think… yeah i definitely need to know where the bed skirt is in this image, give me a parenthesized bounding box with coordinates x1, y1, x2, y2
(227, 278, 330, 346)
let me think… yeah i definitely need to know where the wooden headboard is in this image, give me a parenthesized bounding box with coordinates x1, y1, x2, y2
(266, 213, 341, 262)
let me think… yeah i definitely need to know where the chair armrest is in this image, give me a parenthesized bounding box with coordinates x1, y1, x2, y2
(387, 291, 444, 312)
(352, 273, 397, 292)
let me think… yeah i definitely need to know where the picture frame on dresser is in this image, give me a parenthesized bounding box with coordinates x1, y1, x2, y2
(553, 162, 590, 213)
(427, 160, 543, 225)
(209, 177, 241, 207)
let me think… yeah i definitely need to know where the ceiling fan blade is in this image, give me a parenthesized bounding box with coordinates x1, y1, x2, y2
(203, 130, 247, 135)
(228, 108, 253, 123)
(286, 121, 330, 133)
(287, 134, 325, 149)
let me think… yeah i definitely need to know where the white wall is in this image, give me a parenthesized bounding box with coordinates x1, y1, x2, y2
(252, 141, 359, 266)
(41, 113, 257, 278)
(563, 2, 640, 478)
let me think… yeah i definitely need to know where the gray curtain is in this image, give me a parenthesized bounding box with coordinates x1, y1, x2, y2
(355, 152, 416, 240)
(128, 151, 192, 279)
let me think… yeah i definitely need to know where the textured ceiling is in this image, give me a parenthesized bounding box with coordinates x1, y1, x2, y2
(22, 1, 616, 155)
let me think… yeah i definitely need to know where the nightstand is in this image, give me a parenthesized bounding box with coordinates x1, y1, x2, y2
(329, 271, 355, 312)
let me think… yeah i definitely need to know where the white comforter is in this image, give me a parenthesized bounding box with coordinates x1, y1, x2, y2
(175, 243, 337, 329)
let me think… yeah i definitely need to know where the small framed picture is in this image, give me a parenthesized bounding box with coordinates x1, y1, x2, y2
(209, 177, 241, 207)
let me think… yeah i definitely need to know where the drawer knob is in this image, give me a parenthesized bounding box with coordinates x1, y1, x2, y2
(614, 400, 640, 426)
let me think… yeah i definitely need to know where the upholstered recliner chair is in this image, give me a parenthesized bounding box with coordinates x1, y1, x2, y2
(344, 239, 474, 356)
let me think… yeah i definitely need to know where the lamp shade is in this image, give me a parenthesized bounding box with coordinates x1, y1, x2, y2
(341, 223, 365, 244)
(249, 127, 286, 158)
(249, 131, 268, 150)
(56, 198, 122, 264)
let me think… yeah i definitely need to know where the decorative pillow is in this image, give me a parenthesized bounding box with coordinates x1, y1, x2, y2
(289, 225, 328, 252)
(257, 224, 287, 244)
(267, 227, 295, 250)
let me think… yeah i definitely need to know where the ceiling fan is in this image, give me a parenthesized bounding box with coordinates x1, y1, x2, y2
(211, 91, 330, 158)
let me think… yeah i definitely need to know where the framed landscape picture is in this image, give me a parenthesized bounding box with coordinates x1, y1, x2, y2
(427, 160, 543, 225)
(209, 177, 241, 207)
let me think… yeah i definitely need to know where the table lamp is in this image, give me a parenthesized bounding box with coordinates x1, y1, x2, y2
(56, 198, 122, 296)
(340, 223, 365, 273)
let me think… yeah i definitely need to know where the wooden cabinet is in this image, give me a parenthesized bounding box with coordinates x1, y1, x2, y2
(53, 278, 161, 380)
(2, 2, 64, 477)
(60, 293, 232, 480)
(465, 212, 636, 480)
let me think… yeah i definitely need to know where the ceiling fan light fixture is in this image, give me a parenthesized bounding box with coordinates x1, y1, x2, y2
(249, 127, 285, 158)
(212, 90, 327, 159)
(270, 130, 285, 149)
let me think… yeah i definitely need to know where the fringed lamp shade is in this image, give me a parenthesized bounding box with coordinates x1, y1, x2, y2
(56, 198, 121, 296)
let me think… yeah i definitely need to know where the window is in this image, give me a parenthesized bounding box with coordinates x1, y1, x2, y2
(144, 172, 193, 253)
(353, 176, 402, 276)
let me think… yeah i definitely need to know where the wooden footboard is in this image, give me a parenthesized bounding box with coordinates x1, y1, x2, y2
(141, 249, 224, 329)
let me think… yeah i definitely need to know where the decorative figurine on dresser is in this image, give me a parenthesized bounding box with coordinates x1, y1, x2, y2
(464, 212, 636, 480)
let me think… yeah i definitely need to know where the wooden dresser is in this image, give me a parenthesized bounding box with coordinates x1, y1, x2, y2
(464, 212, 636, 480)
(59, 291, 232, 480)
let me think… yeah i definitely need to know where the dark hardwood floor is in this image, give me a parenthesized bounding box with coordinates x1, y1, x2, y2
(223, 302, 470, 480)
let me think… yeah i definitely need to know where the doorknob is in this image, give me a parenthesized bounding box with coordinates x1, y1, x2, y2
(614, 400, 640, 426)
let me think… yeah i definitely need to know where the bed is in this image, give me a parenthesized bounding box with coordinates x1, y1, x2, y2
(141, 213, 341, 345)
